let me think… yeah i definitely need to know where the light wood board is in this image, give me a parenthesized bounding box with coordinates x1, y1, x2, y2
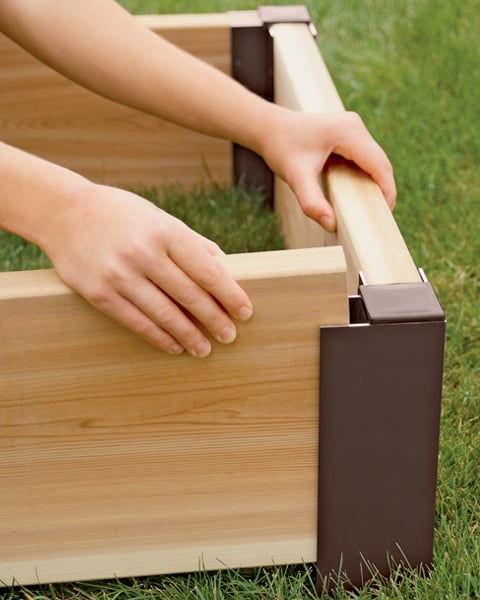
(0, 247, 348, 586)
(271, 23, 420, 289)
(0, 15, 233, 188)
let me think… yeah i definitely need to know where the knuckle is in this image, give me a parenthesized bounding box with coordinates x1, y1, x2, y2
(85, 283, 111, 308)
(344, 110, 363, 128)
(384, 158, 395, 175)
(301, 198, 322, 220)
(196, 259, 223, 289)
(204, 311, 229, 336)
(118, 238, 151, 265)
(154, 302, 179, 327)
(176, 280, 200, 307)
(101, 262, 125, 287)
(127, 318, 174, 353)
(181, 329, 207, 354)
(129, 317, 157, 339)
(81, 254, 129, 292)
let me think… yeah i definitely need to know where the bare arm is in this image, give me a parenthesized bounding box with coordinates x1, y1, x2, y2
(0, 0, 395, 229)
(0, 0, 265, 150)
(0, 0, 396, 355)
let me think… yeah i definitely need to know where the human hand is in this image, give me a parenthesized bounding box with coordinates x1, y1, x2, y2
(45, 183, 253, 357)
(258, 109, 396, 232)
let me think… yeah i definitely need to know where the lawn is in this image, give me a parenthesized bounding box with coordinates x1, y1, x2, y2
(1, 0, 479, 598)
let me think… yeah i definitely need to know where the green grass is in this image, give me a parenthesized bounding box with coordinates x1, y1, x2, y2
(119, 0, 306, 14)
(136, 183, 284, 254)
(0, 183, 283, 272)
(2, 0, 479, 598)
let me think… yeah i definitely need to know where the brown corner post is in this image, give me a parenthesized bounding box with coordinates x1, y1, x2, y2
(317, 270, 446, 593)
(230, 5, 314, 206)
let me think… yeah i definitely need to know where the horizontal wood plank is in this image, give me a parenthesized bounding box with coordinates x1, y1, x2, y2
(271, 23, 420, 289)
(0, 247, 348, 586)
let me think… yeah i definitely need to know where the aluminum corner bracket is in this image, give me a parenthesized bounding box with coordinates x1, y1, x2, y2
(317, 273, 446, 593)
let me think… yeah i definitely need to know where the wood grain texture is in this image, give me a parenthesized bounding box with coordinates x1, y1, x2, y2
(0, 247, 348, 586)
(271, 23, 420, 289)
(0, 15, 232, 188)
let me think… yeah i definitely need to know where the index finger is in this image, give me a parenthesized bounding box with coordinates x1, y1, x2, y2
(333, 113, 397, 209)
(169, 231, 253, 322)
(356, 142, 397, 210)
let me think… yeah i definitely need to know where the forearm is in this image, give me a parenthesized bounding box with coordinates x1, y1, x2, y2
(0, 0, 271, 153)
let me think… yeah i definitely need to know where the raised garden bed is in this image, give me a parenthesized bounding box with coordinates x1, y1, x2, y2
(0, 6, 445, 592)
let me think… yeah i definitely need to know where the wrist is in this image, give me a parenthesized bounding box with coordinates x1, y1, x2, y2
(0, 142, 89, 254)
(244, 100, 282, 157)
(38, 176, 95, 263)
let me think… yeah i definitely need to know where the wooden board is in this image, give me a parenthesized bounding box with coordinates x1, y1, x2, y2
(0, 246, 348, 586)
(271, 23, 420, 289)
(0, 15, 233, 188)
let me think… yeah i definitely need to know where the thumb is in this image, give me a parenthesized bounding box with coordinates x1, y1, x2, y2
(290, 173, 337, 233)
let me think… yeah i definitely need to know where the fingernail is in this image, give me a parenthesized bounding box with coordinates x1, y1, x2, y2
(191, 340, 211, 358)
(217, 325, 237, 344)
(320, 215, 335, 232)
(237, 304, 253, 321)
(169, 343, 184, 355)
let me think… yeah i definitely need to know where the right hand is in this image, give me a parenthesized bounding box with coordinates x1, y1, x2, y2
(45, 183, 253, 357)
(257, 108, 397, 232)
